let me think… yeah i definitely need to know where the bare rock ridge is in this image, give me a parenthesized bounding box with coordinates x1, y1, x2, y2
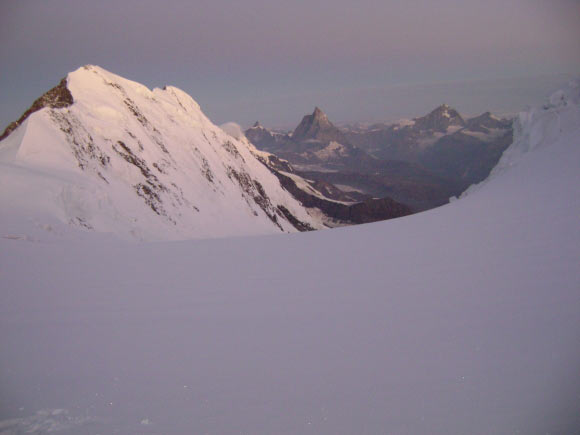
(0, 78, 74, 141)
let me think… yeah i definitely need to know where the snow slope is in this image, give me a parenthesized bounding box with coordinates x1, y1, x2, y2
(0, 66, 323, 241)
(0, 84, 579, 434)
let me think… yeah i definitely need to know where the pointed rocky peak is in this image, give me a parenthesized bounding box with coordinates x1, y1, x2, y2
(312, 106, 329, 122)
(252, 121, 262, 128)
(292, 107, 346, 144)
(414, 104, 465, 132)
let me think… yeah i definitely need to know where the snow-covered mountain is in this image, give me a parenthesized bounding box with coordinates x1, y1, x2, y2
(1, 81, 578, 434)
(0, 65, 325, 240)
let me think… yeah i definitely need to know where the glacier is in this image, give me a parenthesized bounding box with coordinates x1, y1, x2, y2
(0, 82, 579, 434)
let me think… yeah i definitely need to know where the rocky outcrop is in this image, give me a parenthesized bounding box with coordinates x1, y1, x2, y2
(273, 170, 413, 225)
(0, 78, 74, 141)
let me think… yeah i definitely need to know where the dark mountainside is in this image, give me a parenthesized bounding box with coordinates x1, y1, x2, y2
(254, 153, 413, 225)
(246, 105, 513, 210)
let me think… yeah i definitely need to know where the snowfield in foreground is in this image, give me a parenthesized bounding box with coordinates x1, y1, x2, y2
(1, 83, 579, 434)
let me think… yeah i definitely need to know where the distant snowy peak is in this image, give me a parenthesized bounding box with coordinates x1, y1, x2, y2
(413, 104, 466, 132)
(0, 65, 325, 240)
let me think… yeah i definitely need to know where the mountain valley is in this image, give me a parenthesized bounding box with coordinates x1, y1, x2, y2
(246, 104, 513, 210)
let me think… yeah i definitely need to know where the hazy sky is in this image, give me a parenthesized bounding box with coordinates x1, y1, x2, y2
(1, 0, 578, 129)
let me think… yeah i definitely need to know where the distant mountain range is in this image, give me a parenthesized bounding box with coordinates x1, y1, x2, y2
(246, 104, 513, 210)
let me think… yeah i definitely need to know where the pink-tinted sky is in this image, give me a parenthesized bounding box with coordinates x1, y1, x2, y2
(0, 0, 578, 128)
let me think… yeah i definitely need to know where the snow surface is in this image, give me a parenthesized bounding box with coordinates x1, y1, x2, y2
(1, 83, 579, 434)
(0, 66, 324, 241)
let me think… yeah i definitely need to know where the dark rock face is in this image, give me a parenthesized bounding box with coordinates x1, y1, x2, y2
(255, 153, 294, 173)
(0, 78, 73, 141)
(276, 205, 315, 232)
(273, 170, 413, 225)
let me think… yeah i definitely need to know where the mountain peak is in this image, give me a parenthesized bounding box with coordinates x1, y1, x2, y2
(0, 66, 323, 239)
(434, 103, 453, 114)
(291, 107, 345, 143)
(466, 111, 510, 132)
(414, 104, 465, 132)
(313, 106, 326, 118)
